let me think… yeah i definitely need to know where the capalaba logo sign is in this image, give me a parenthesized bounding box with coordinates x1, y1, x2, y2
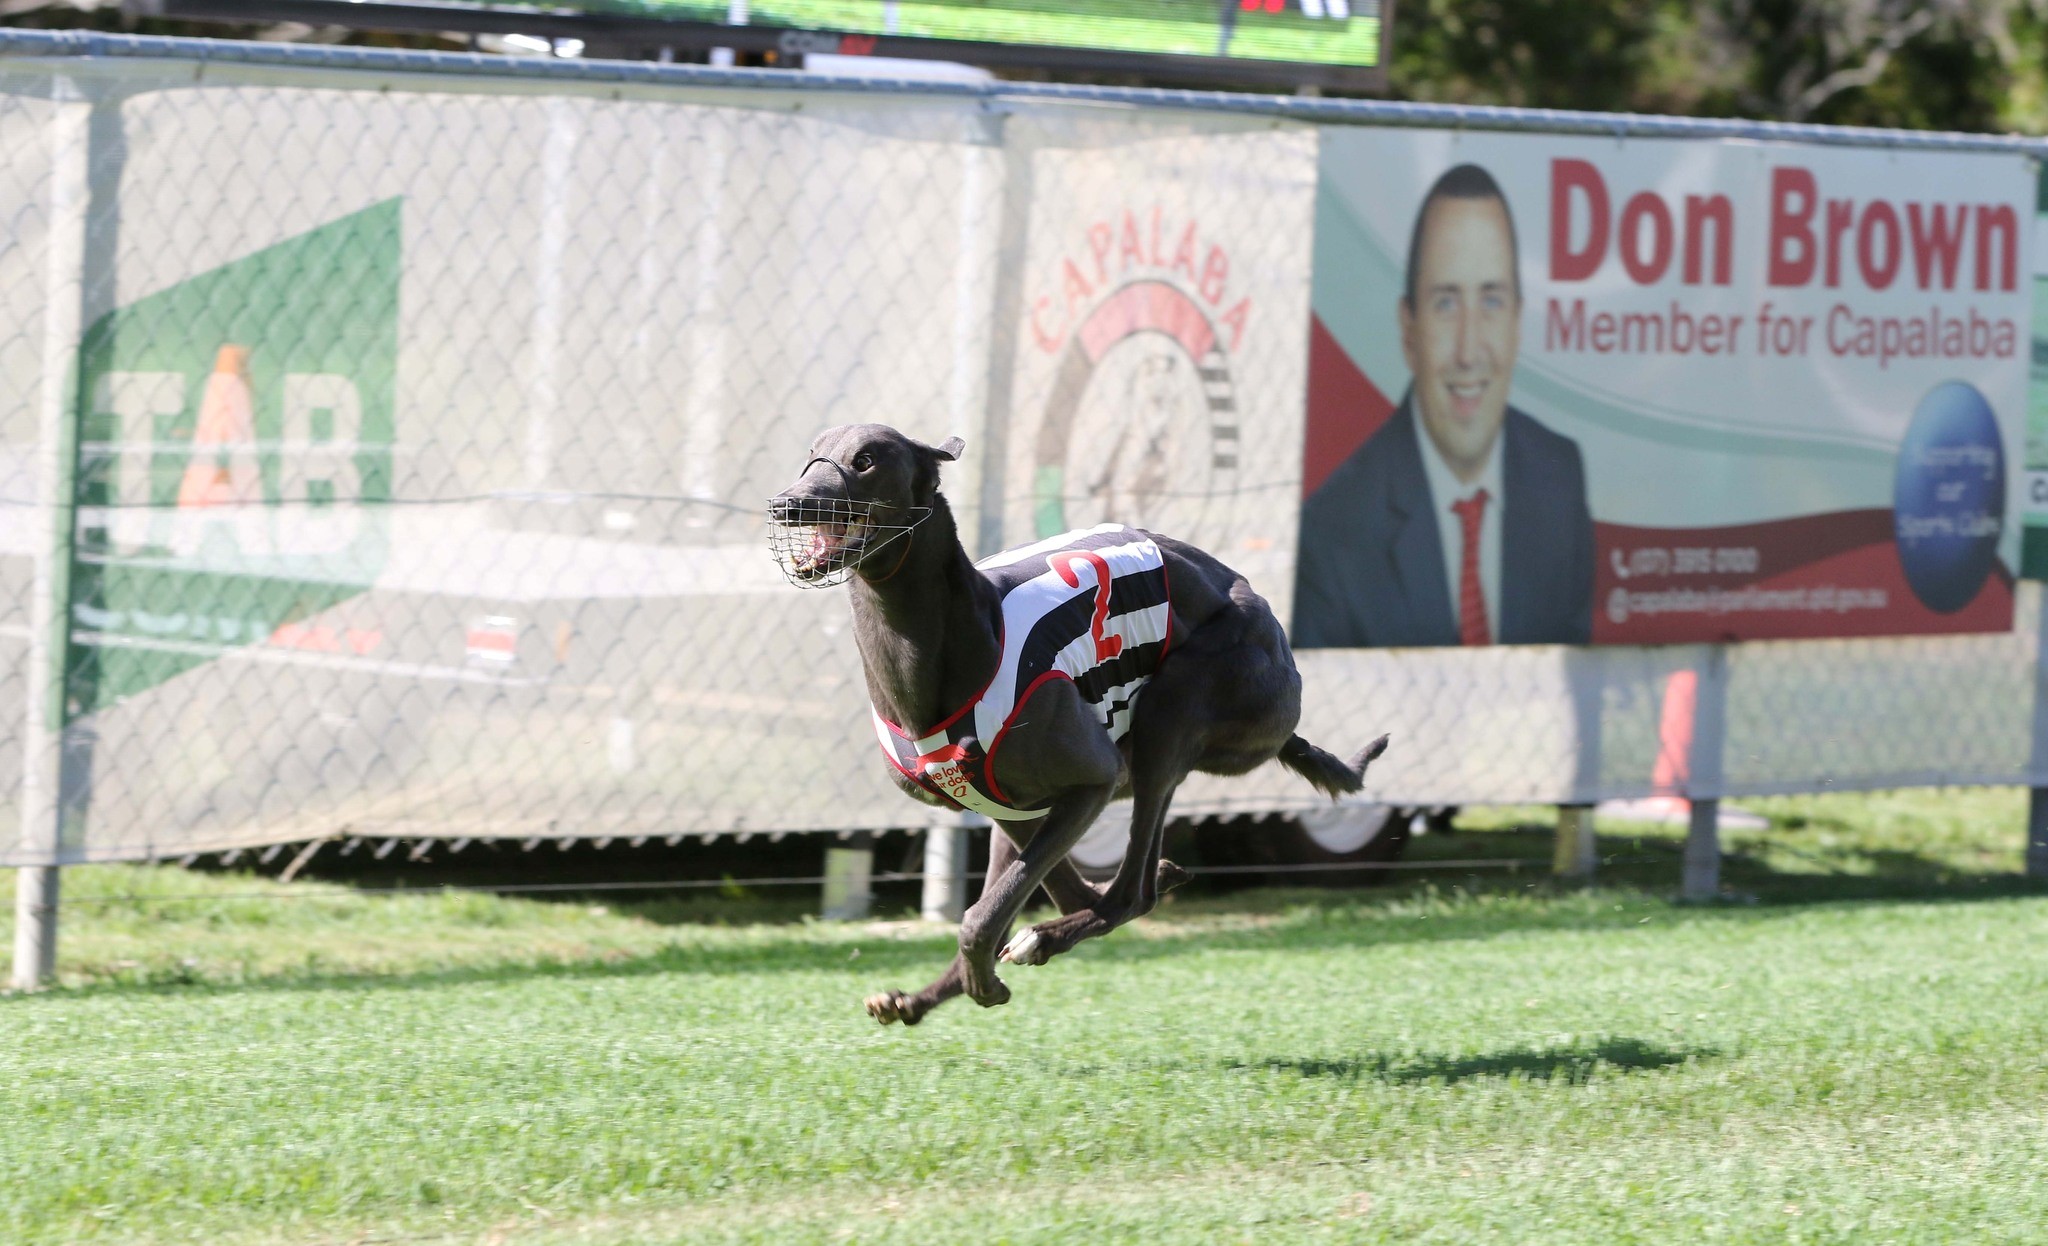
(67, 199, 400, 713)
(1026, 206, 1254, 540)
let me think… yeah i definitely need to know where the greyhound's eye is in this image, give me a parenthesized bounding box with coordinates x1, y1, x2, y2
(852, 453, 875, 472)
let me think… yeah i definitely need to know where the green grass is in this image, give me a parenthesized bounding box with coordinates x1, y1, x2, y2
(4, 789, 2047, 1244)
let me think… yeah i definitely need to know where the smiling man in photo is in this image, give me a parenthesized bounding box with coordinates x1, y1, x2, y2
(1294, 163, 1593, 648)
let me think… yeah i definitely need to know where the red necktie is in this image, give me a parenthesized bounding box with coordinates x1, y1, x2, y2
(1450, 489, 1491, 646)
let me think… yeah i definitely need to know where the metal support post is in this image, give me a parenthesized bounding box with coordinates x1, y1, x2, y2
(2028, 585, 2048, 879)
(1682, 799, 1722, 901)
(2028, 790, 2048, 880)
(920, 814, 976, 922)
(1680, 646, 1729, 902)
(1552, 804, 1595, 881)
(12, 869, 60, 991)
(12, 88, 92, 992)
(1563, 647, 1606, 810)
(822, 831, 875, 921)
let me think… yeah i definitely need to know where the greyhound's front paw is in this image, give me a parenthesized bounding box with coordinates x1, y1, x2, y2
(999, 926, 1050, 966)
(864, 990, 918, 1026)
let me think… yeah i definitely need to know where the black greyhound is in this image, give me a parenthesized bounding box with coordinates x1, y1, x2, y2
(769, 424, 1386, 1025)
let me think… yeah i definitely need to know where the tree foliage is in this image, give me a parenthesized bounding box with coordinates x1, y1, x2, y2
(1391, 0, 2048, 134)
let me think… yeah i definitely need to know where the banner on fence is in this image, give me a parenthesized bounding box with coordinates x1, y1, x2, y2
(999, 115, 1317, 616)
(1297, 128, 2033, 647)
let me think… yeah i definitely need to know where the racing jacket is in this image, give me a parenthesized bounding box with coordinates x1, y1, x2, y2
(871, 524, 1171, 821)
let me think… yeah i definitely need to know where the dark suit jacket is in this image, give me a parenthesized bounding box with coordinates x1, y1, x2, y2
(1294, 397, 1594, 647)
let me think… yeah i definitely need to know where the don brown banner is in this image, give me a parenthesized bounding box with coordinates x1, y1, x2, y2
(1297, 128, 2032, 647)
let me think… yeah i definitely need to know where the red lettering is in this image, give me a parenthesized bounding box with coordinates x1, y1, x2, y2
(1619, 191, 1673, 284)
(1546, 297, 1586, 350)
(1221, 296, 1251, 352)
(1550, 158, 1609, 282)
(1171, 221, 1199, 281)
(1682, 194, 1733, 285)
(1825, 303, 1853, 355)
(1060, 260, 1094, 330)
(1823, 199, 1853, 288)
(1542, 299, 1740, 355)
(1029, 295, 1065, 353)
(1976, 203, 2018, 292)
(1768, 167, 1817, 286)
(1087, 222, 1113, 284)
(1906, 203, 1968, 290)
(1857, 202, 1901, 291)
(1200, 246, 1228, 304)
(1119, 211, 1145, 271)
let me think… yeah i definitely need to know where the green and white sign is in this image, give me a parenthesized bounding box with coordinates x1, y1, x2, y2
(67, 198, 400, 711)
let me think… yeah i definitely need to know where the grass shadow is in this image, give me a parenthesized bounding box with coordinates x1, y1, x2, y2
(1232, 1035, 1715, 1087)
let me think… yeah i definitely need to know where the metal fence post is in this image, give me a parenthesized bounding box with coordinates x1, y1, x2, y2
(1682, 798, 1722, 900)
(11, 869, 60, 991)
(1681, 645, 1729, 901)
(822, 831, 875, 921)
(1553, 804, 1596, 881)
(2029, 583, 2048, 878)
(2027, 791, 2048, 880)
(1556, 648, 1605, 882)
(920, 813, 977, 922)
(13, 84, 92, 991)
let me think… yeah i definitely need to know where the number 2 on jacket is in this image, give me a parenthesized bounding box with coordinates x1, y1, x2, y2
(1049, 550, 1124, 664)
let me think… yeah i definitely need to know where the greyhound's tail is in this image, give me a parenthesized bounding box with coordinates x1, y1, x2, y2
(1278, 733, 1390, 801)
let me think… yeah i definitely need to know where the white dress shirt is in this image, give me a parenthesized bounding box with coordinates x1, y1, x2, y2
(1417, 423, 1505, 640)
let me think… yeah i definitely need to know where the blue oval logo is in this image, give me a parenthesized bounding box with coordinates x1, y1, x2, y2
(1893, 380, 2004, 614)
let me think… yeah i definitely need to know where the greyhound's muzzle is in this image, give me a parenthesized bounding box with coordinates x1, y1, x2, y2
(766, 494, 929, 588)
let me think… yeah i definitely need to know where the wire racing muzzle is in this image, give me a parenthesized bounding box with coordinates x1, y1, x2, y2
(767, 494, 930, 588)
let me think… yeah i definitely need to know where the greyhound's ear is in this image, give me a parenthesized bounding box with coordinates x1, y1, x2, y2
(929, 436, 965, 462)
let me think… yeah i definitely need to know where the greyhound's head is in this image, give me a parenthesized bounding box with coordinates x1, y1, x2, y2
(768, 423, 965, 587)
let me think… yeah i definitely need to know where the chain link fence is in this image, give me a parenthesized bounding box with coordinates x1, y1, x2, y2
(2, 32, 2046, 871)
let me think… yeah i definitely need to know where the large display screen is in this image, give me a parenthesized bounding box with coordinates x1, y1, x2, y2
(573, 0, 1384, 87)
(161, 0, 1385, 87)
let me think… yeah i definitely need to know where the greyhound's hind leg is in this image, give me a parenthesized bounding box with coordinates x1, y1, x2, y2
(1002, 585, 1297, 968)
(1001, 678, 1206, 967)
(865, 819, 1117, 1025)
